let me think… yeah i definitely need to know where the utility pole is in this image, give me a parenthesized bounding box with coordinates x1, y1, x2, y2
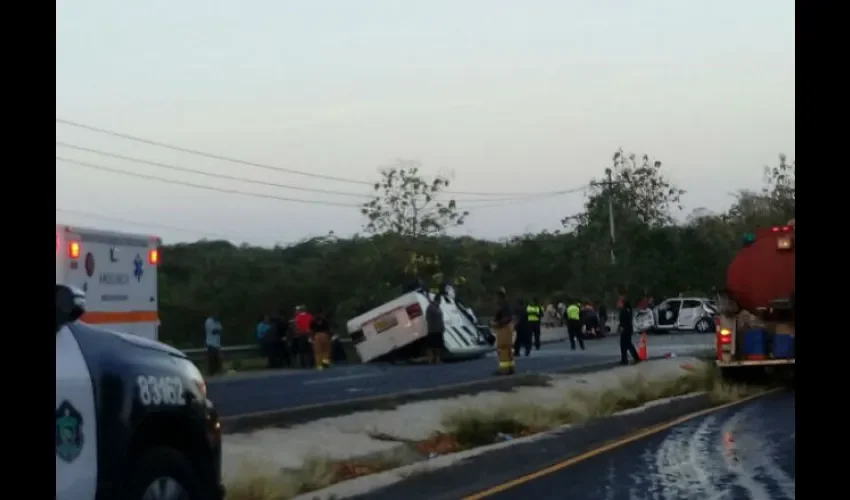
(605, 168, 616, 265)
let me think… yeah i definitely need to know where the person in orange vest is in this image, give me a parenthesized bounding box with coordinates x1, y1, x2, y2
(310, 308, 332, 370)
(293, 305, 314, 368)
(491, 287, 516, 375)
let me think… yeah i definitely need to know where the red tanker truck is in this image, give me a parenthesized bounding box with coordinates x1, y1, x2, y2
(715, 219, 795, 376)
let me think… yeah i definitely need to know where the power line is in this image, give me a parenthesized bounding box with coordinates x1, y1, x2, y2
(57, 118, 374, 186)
(56, 156, 361, 208)
(461, 185, 589, 209)
(56, 117, 573, 197)
(58, 155, 590, 213)
(57, 141, 372, 199)
(56, 208, 243, 241)
(55, 141, 543, 203)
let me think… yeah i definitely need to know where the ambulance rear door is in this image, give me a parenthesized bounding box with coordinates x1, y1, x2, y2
(57, 225, 161, 341)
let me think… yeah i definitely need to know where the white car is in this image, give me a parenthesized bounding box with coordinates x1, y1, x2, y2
(650, 297, 718, 334)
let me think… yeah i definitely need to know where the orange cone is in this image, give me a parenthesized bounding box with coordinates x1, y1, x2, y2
(638, 332, 648, 360)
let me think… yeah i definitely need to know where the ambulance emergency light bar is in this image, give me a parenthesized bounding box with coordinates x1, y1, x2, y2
(57, 232, 160, 265)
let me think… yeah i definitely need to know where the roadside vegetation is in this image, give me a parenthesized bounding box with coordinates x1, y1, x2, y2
(158, 153, 794, 348)
(435, 361, 759, 450)
(224, 361, 766, 500)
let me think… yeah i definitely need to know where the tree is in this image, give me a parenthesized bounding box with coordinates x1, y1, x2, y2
(762, 154, 795, 220)
(589, 149, 685, 228)
(361, 160, 469, 238)
(561, 149, 686, 297)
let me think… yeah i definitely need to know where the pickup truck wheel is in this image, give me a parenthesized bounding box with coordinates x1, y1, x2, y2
(127, 447, 203, 500)
(695, 318, 714, 333)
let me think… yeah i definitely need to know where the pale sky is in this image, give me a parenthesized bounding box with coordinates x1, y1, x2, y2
(56, 0, 795, 246)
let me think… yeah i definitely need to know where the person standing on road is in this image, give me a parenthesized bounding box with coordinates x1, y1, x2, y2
(294, 306, 314, 368)
(618, 299, 641, 365)
(545, 303, 556, 327)
(582, 301, 599, 338)
(527, 298, 543, 351)
(425, 294, 446, 364)
(491, 288, 516, 375)
(204, 314, 223, 375)
(566, 300, 585, 350)
(310, 308, 333, 370)
(257, 315, 276, 368)
(514, 299, 532, 357)
(271, 312, 291, 367)
(598, 302, 608, 335)
(557, 301, 567, 326)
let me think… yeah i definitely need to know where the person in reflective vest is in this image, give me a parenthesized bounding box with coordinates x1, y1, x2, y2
(491, 288, 516, 375)
(526, 299, 543, 351)
(566, 300, 585, 351)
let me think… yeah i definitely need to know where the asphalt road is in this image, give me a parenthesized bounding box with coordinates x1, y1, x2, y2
(472, 391, 795, 500)
(207, 330, 713, 417)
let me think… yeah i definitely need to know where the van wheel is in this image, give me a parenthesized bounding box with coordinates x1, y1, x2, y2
(695, 318, 714, 333)
(126, 447, 203, 500)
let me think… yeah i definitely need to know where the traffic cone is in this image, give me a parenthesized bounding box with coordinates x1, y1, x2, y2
(638, 332, 648, 361)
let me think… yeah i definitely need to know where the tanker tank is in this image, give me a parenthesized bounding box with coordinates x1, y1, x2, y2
(725, 220, 795, 314)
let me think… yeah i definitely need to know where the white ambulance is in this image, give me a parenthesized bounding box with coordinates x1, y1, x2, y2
(56, 224, 161, 341)
(347, 285, 492, 363)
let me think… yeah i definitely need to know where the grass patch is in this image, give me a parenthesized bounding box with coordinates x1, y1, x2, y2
(226, 454, 404, 500)
(440, 361, 762, 448)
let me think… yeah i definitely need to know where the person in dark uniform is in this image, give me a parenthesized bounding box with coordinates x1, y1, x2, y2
(491, 288, 516, 375)
(425, 294, 446, 364)
(528, 298, 543, 351)
(514, 299, 532, 357)
(271, 313, 291, 367)
(618, 299, 641, 365)
(598, 302, 608, 335)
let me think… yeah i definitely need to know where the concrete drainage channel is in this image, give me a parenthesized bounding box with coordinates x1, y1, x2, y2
(220, 356, 673, 434)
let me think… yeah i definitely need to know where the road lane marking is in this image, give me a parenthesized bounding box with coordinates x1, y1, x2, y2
(461, 388, 784, 500)
(303, 373, 385, 385)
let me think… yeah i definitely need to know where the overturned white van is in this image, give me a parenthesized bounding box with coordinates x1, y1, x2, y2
(346, 286, 492, 363)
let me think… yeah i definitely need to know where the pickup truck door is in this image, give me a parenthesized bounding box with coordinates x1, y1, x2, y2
(655, 299, 681, 330)
(676, 300, 704, 330)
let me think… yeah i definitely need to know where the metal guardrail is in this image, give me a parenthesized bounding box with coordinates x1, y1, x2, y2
(182, 345, 261, 361)
(180, 312, 622, 363)
(181, 338, 355, 362)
